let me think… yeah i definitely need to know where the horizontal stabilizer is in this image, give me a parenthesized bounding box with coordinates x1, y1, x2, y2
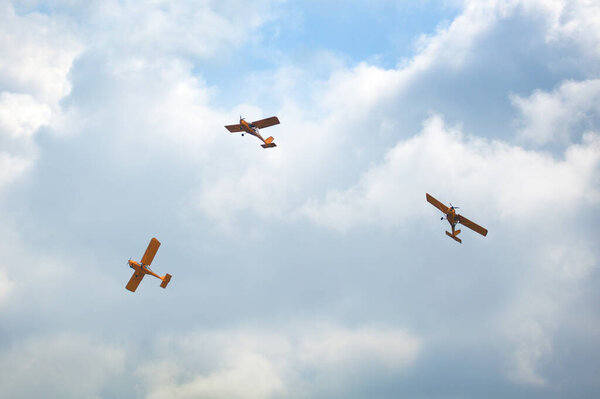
(160, 273, 172, 288)
(261, 142, 277, 148)
(446, 231, 462, 243)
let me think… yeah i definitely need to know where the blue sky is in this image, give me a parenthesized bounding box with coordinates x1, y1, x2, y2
(1, 0, 600, 398)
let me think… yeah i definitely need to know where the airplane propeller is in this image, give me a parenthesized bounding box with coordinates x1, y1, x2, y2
(239, 116, 246, 135)
(450, 202, 460, 210)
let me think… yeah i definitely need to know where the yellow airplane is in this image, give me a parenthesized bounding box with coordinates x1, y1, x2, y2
(125, 237, 171, 292)
(426, 193, 488, 243)
(225, 116, 280, 148)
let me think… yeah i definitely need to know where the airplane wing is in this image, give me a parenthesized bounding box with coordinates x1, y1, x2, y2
(426, 193, 450, 214)
(225, 124, 244, 132)
(125, 270, 145, 292)
(141, 237, 161, 265)
(251, 116, 280, 129)
(457, 214, 488, 237)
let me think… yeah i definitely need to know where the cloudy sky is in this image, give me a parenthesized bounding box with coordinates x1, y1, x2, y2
(1, 0, 599, 397)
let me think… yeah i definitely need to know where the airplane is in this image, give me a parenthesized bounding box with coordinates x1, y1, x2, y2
(225, 116, 280, 148)
(426, 193, 488, 243)
(125, 237, 171, 292)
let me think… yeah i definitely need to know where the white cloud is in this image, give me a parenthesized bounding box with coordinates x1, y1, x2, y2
(506, 318, 552, 386)
(0, 269, 13, 306)
(313, 0, 600, 135)
(296, 114, 599, 387)
(143, 352, 285, 399)
(138, 325, 420, 399)
(512, 78, 600, 145)
(500, 238, 598, 387)
(0, 92, 52, 138)
(189, 0, 600, 229)
(0, 152, 31, 190)
(189, 102, 346, 232)
(0, 333, 126, 399)
(0, 2, 81, 107)
(301, 116, 600, 231)
(542, 0, 600, 54)
(31, 0, 280, 64)
(0, 2, 82, 187)
(299, 325, 420, 370)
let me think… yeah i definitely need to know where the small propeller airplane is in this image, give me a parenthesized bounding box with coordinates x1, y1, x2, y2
(225, 116, 280, 148)
(125, 237, 171, 292)
(426, 193, 488, 243)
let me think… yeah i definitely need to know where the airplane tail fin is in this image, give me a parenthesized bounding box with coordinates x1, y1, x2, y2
(160, 273, 172, 288)
(261, 137, 276, 148)
(445, 231, 462, 243)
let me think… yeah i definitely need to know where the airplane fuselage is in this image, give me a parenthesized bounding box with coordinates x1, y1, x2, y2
(239, 119, 269, 144)
(442, 207, 462, 242)
(446, 207, 457, 232)
(128, 259, 162, 280)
